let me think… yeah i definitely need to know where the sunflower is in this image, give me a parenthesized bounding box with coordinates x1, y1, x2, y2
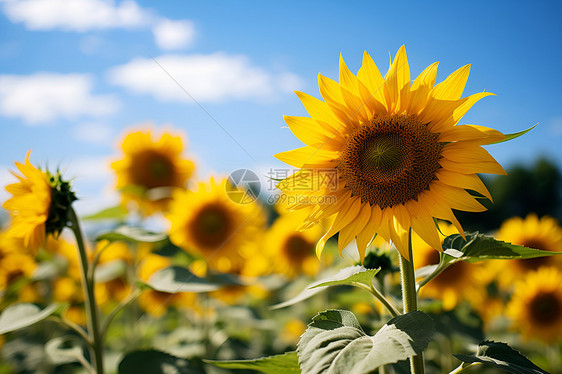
(275, 46, 507, 261)
(111, 127, 195, 214)
(496, 214, 562, 274)
(414, 223, 482, 310)
(3, 152, 52, 251)
(506, 267, 562, 344)
(137, 253, 195, 317)
(166, 178, 265, 273)
(264, 209, 324, 278)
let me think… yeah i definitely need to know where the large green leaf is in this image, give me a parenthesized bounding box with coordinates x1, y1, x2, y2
(453, 341, 548, 374)
(147, 266, 220, 293)
(118, 349, 202, 374)
(205, 351, 300, 373)
(0, 303, 59, 334)
(441, 232, 562, 264)
(271, 266, 379, 310)
(297, 310, 435, 374)
(96, 226, 167, 244)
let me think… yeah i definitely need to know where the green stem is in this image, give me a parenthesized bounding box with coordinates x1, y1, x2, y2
(399, 229, 424, 374)
(68, 207, 104, 374)
(101, 289, 141, 341)
(354, 283, 400, 317)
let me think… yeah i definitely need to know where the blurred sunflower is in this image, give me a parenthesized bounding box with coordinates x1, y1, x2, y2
(507, 267, 562, 344)
(53, 276, 86, 325)
(264, 209, 324, 278)
(496, 214, 562, 273)
(111, 128, 195, 215)
(137, 253, 196, 317)
(167, 178, 265, 273)
(414, 223, 482, 310)
(94, 241, 133, 306)
(275, 46, 507, 261)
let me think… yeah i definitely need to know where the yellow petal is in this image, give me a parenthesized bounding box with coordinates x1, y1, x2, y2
(356, 204, 383, 260)
(438, 124, 505, 144)
(338, 202, 372, 256)
(408, 62, 439, 115)
(430, 181, 487, 212)
(407, 201, 442, 251)
(357, 51, 388, 109)
(316, 197, 361, 257)
(384, 45, 410, 113)
(431, 64, 471, 100)
(418, 190, 465, 238)
(274, 146, 337, 168)
(439, 157, 506, 176)
(284, 115, 343, 150)
(436, 169, 493, 202)
(295, 91, 342, 130)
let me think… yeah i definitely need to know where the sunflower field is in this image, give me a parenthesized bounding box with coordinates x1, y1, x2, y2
(1, 46, 561, 374)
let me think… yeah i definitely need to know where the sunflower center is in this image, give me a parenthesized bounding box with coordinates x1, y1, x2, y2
(189, 203, 232, 249)
(517, 238, 551, 270)
(283, 234, 314, 262)
(339, 115, 443, 208)
(130, 150, 175, 189)
(528, 291, 561, 326)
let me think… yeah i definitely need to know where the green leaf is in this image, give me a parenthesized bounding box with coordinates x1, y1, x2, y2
(205, 351, 300, 373)
(45, 336, 84, 364)
(442, 232, 562, 264)
(118, 349, 201, 374)
(311, 266, 379, 289)
(453, 340, 548, 374)
(96, 226, 167, 244)
(271, 266, 379, 310)
(297, 310, 435, 374)
(82, 205, 128, 221)
(0, 303, 59, 334)
(491, 124, 537, 144)
(147, 266, 220, 293)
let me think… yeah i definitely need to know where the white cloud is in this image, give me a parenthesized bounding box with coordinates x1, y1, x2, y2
(107, 53, 302, 103)
(72, 122, 114, 144)
(0, 73, 119, 125)
(152, 18, 195, 50)
(2, 0, 195, 51)
(3, 0, 152, 31)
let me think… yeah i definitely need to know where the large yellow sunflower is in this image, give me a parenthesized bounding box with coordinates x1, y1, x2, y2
(506, 266, 562, 344)
(3, 151, 52, 251)
(275, 46, 507, 261)
(111, 127, 195, 214)
(166, 178, 265, 273)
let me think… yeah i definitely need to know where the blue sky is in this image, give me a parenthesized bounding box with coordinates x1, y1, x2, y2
(1, 0, 561, 214)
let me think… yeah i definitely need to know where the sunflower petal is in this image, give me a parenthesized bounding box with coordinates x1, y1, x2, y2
(437, 169, 493, 201)
(355, 205, 383, 260)
(384, 45, 410, 113)
(438, 124, 505, 144)
(338, 203, 372, 257)
(431, 64, 471, 100)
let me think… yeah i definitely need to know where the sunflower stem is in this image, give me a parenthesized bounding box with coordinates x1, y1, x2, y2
(399, 229, 425, 374)
(68, 207, 104, 374)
